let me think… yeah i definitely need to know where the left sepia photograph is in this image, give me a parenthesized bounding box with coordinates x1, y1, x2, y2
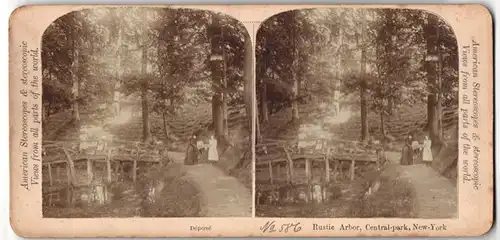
(41, 7, 253, 218)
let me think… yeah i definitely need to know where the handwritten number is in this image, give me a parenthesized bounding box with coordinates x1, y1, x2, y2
(279, 224, 287, 233)
(293, 222, 302, 232)
(260, 221, 301, 234)
(260, 221, 276, 233)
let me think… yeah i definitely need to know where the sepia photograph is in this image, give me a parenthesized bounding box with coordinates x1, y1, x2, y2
(40, 7, 253, 218)
(255, 8, 459, 218)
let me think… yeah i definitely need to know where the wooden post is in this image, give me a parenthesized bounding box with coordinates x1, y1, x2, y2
(283, 146, 295, 183)
(286, 161, 290, 183)
(340, 161, 345, 180)
(268, 162, 273, 184)
(119, 161, 124, 174)
(321, 182, 326, 203)
(325, 148, 331, 182)
(276, 163, 281, 179)
(87, 159, 93, 184)
(66, 186, 72, 205)
(66, 163, 71, 186)
(305, 159, 311, 181)
(47, 163, 53, 186)
(133, 145, 139, 182)
(106, 149, 112, 183)
(56, 165, 61, 180)
(114, 161, 119, 172)
(132, 160, 137, 182)
(104, 184, 109, 202)
(62, 146, 77, 186)
(333, 160, 339, 180)
(350, 158, 356, 181)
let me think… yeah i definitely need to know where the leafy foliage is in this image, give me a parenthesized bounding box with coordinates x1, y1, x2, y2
(256, 8, 458, 126)
(42, 8, 249, 122)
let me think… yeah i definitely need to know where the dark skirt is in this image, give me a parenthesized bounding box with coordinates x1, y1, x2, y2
(400, 145, 413, 165)
(184, 144, 198, 165)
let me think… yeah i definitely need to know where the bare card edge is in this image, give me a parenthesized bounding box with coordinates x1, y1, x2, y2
(9, 4, 494, 238)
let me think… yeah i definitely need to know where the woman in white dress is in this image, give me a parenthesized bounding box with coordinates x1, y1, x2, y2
(208, 135, 219, 162)
(422, 135, 433, 163)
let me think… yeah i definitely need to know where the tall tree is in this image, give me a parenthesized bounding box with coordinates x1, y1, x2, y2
(113, 28, 123, 116)
(290, 11, 300, 122)
(140, 29, 152, 143)
(69, 13, 81, 123)
(424, 13, 444, 149)
(359, 10, 369, 142)
(208, 14, 226, 142)
(243, 33, 253, 131)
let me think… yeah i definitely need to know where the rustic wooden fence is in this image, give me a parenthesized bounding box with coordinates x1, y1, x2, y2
(42, 139, 165, 193)
(255, 137, 385, 186)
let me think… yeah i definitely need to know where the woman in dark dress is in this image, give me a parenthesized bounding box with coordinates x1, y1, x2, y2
(400, 133, 414, 165)
(184, 135, 198, 165)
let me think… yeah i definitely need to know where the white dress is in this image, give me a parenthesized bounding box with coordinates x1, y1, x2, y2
(208, 138, 219, 161)
(422, 139, 433, 162)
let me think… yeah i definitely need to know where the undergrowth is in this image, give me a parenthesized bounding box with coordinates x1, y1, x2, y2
(43, 163, 202, 218)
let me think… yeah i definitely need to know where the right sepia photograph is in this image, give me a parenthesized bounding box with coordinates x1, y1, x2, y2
(255, 8, 458, 218)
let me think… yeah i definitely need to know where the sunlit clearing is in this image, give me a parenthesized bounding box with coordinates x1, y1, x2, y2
(108, 107, 134, 125)
(79, 124, 113, 151)
(324, 106, 353, 125)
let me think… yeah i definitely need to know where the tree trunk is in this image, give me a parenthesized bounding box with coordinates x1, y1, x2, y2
(380, 111, 385, 138)
(256, 109, 261, 142)
(243, 33, 253, 132)
(209, 14, 226, 142)
(261, 82, 269, 123)
(222, 35, 229, 137)
(360, 83, 369, 142)
(335, 11, 344, 116)
(437, 21, 444, 141)
(162, 112, 169, 138)
(259, 36, 269, 124)
(291, 11, 300, 122)
(44, 104, 50, 122)
(158, 27, 170, 140)
(212, 96, 224, 140)
(388, 98, 394, 115)
(113, 29, 122, 117)
(70, 27, 80, 123)
(44, 67, 52, 122)
(425, 13, 443, 150)
(359, 11, 369, 143)
(141, 44, 151, 143)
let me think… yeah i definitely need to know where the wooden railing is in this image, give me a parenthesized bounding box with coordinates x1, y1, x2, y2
(42, 140, 165, 190)
(255, 137, 385, 184)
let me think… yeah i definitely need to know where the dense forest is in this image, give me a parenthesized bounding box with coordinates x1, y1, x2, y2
(42, 7, 253, 146)
(256, 8, 458, 151)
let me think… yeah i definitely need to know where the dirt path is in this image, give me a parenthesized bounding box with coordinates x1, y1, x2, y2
(108, 107, 252, 217)
(167, 152, 252, 217)
(385, 151, 458, 218)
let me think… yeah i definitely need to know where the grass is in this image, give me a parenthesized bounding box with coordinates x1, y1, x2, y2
(345, 166, 416, 218)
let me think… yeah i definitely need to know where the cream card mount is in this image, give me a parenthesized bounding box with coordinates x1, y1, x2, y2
(9, 4, 493, 238)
